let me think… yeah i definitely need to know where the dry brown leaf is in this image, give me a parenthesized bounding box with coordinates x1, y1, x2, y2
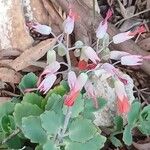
(10, 38, 56, 71)
(147, 0, 150, 9)
(0, 59, 13, 67)
(117, 0, 127, 18)
(126, 6, 135, 17)
(30, 61, 47, 68)
(133, 142, 150, 150)
(138, 37, 150, 51)
(0, 67, 22, 83)
(0, 97, 11, 105)
(0, 81, 6, 89)
(0, 49, 21, 59)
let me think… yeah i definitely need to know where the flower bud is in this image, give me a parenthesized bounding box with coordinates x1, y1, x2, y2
(33, 24, 52, 35)
(75, 41, 84, 48)
(47, 49, 56, 64)
(57, 43, 66, 56)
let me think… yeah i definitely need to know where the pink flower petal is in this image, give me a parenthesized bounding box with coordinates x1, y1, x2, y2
(117, 96, 130, 114)
(32, 24, 51, 35)
(113, 31, 134, 44)
(75, 72, 88, 91)
(37, 61, 60, 86)
(101, 63, 116, 75)
(115, 80, 127, 101)
(84, 81, 98, 108)
(110, 51, 130, 60)
(121, 55, 143, 66)
(38, 74, 56, 94)
(42, 61, 60, 76)
(143, 55, 150, 60)
(68, 71, 77, 90)
(96, 21, 108, 39)
(64, 90, 79, 107)
(63, 16, 74, 34)
(82, 46, 100, 64)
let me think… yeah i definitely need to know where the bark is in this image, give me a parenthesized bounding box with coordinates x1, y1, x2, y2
(23, 0, 49, 24)
(0, 0, 33, 51)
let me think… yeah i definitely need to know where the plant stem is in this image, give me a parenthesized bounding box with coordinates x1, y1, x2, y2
(115, 8, 150, 26)
(62, 107, 72, 136)
(1, 129, 20, 145)
(98, 40, 113, 54)
(66, 34, 71, 68)
(96, 39, 99, 54)
(68, 46, 76, 51)
(57, 107, 72, 143)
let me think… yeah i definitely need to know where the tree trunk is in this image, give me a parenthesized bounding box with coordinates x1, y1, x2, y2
(0, 0, 33, 51)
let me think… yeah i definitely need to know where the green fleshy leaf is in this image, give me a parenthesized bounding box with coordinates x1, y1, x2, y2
(45, 93, 63, 114)
(40, 111, 63, 135)
(19, 72, 38, 91)
(140, 105, 150, 122)
(138, 121, 150, 135)
(45, 85, 67, 100)
(138, 105, 150, 135)
(14, 103, 43, 127)
(63, 94, 84, 118)
(123, 125, 132, 146)
(114, 116, 123, 131)
(43, 140, 59, 150)
(1, 115, 15, 133)
(0, 101, 15, 121)
(0, 131, 5, 143)
(69, 118, 97, 143)
(109, 136, 122, 147)
(6, 135, 22, 149)
(128, 102, 141, 125)
(60, 80, 69, 92)
(35, 145, 43, 150)
(22, 93, 44, 109)
(65, 133, 106, 150)
(22, 116, 47, 144)
(82, 97, 107, 120)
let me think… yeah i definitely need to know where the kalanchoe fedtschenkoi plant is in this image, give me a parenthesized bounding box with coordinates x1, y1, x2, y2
(96, 8, 113, 39)
(64, 71, 88, 106)
(110, 51, 150, 66)
(27, 22, 52, 35)
(110, 51, 130, 60)
(37, 61, 60, 94)
(1, 5, 150, 150)
(112, 25, 146, 44)
(78, 46, 100, 70)
(63, 8, 75, 35)
(114, 80, 130, 114)
(84, 80, 99, 109)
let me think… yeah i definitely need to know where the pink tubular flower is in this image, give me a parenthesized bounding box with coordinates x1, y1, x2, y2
(63, 9, 75, 34)
(110, 51, 130, 60)
(81, 46, 100, 64)
(113, 26, 146, 44)
(114, 80, 130, 114)
(121, 55, 143, 66)
(29, 22, 52, 35)
(38, 74, 56, 94)
(96, 9, 112, 39)
(78, 60, 97, 70)
(64, 71, 88, 107)
(101, 63, 128, 84)
(84, 81, 98, 108)
(37, 61, 60, 94)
